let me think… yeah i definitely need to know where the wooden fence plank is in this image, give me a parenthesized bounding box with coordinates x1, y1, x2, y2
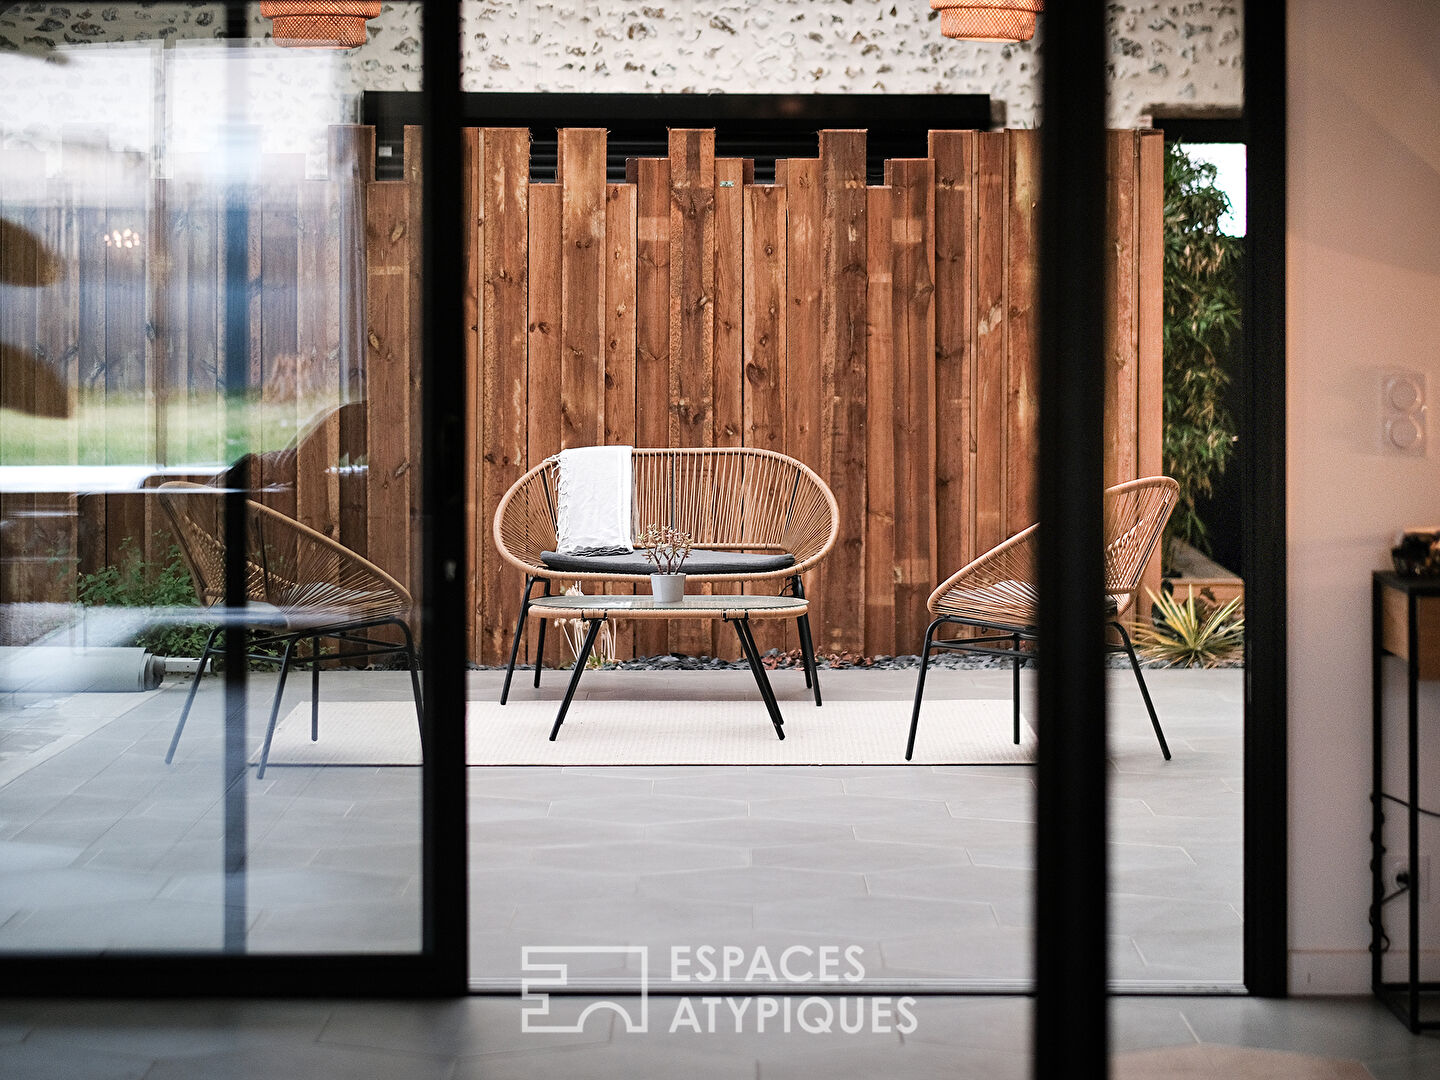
(260, 158, 301, 519)
(887, 158, 937, 654)
(667, 130, 716, 656)
(864, 185, 897, 659)
(1137, 129, 1167, 616)
(329, 126, 374, 558)
(462, 127, 484, 660)
(605, 180, 638, 660)
(743, 182, 791, 657)
(559, 128, 607, 449)
(363, 181, 412, 597)
(404, 126, 426, 634)
(1005, 128, 1040, 534)
(1105, 130, 1139, 490)
(295, 174, 340, 541)
(929, 130, 976, 595)
(711, 158, 745, 657)
(527, 181, 564, 668)
(481, 129, 531, 665)
(819, 130, 868, 655)
(630, 156, 670, 657)
(973, 132, 1007, 559)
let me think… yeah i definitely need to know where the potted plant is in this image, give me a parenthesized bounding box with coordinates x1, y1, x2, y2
(638, 523, 693, 603)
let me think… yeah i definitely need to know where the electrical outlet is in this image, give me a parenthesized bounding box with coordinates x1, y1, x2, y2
(1383, 855, 1432, 903)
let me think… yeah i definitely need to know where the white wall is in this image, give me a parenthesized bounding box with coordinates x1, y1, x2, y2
(1287, 0, 1440, 993)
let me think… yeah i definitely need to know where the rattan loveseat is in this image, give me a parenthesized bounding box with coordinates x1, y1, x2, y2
(492, 446, 838, 703)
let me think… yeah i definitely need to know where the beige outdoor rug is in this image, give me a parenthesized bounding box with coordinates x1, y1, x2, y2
(255, 697, 1036, 766)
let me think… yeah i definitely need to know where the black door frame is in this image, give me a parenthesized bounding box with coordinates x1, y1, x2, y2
(0, 0, 1286, 1006)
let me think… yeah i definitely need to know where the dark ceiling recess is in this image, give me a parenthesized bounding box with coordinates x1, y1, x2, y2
(362, 92, 992, 185)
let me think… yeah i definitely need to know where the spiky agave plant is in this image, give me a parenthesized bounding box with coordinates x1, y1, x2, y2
(1132, 586, 1244, 668)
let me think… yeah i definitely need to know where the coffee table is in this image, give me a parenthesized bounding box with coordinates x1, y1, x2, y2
(519, 594, 811, 741)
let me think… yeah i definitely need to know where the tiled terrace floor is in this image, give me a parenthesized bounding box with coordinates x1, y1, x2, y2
(0, 665, 1241, 988)
(0, 996, 1437, 1080)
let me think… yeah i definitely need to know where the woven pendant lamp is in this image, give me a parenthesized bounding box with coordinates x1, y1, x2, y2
(931, 1, 1044, 43)
(259, 2, 383, 49)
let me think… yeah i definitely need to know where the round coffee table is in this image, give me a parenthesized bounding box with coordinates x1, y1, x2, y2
(520, 594, 810, 741)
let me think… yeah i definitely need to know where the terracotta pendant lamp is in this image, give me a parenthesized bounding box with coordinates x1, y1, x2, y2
(259, 2, 383, 49)
(930, 1, 1044, 43)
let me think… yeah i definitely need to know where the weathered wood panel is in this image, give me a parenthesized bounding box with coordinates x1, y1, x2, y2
(886, 158, 937, 654)
(711, 158, 746, 657)
(526, 181, 563, 668)
(972, 132, 1007, 562)
(819, 130, 868, 656)
(559, 128, 606, 449)
(604, 180, 638, 660)
(864, 184, 897, 659)
(1005, 129, 1040, 536)
(480, 129, 531, 663)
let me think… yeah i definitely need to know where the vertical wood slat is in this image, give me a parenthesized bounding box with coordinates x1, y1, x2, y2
(1105, 129, 1140, 490)
(887, 158, 937, 654)
(1005, 129, 1041, 535)
(329, 125, 374, 559)
(864, 185, 897, 658)
(819, 130, 868, 656)
(782, 157, 821, 662)
(1136, 130, 1167, 619)
(929, 131, 976, 609)
(604, 181, 638, 660)
(259, 156, 302, 520)
(527, 182, 564, 668)
(363, 179, 412, 601)
(104, 148, 149, 572)
(481, 129, 531, 665)
(711, 158, 746, 657)
(743, 182, 791, 657)
(295, 170, 341, 542)
(463, 128, 485, 660)
(559, 128, 607, 450)
(629, 156, 671, 658)
(667, 130, 716, 656)
(403, 126, 426, 634)
(972, 132, 1007, 561)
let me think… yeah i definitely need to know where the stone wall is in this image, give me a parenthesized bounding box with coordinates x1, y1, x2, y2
(0, 1, 1242, 134)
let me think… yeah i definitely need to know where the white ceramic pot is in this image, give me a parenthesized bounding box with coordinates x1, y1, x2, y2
(650, 572, 686, 604)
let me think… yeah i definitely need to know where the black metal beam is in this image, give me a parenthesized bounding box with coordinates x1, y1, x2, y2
(1033, 1, 1110, 1076)
(419, 0, 469, 991)
(1241, 0, 1289, 999)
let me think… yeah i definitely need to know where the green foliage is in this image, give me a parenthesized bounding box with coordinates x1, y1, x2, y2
(76, 539, 215, 658)
(1133, 586, 1244, 668)
(1163, 142, 1241, 561)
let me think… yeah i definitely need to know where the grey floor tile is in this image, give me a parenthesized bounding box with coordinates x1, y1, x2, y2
(752, 838, 970, 874)
(640, 865, 867, 904)
(142, 1042, 454, 1080)
(548, 793, 749, 824)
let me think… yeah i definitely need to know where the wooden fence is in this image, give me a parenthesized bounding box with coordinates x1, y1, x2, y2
(0, 125, 1162, 663)
(466, 126, 1164, 665)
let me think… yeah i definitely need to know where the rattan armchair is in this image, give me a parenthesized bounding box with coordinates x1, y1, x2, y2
(905, 476, 1179, 761)
(157, 481, 422, 778)
(492, 446, 839, 704)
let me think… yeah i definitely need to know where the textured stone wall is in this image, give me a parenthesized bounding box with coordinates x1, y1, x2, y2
(0, 1, 1242, 132)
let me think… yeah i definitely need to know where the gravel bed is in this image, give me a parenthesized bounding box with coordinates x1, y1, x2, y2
(468, 651, 1242, 672)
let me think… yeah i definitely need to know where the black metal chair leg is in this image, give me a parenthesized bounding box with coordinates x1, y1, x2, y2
(732, 618, 785, 740)
(906, 620, 941, 761)
(550, 618, 602, 741)
(500, 575, 538, 705)
(1113, 621, 1171, 761)
(398, 619, 424, 752)
(165, 626, 220, 764)
(1012, 633, 1022, 745)
(792, 576, 821, 706)
(256, 640, 296, 779)
(311, 636, 321, 742)
(533, 579, 552, 688)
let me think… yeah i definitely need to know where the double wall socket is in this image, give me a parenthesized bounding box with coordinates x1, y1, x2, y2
(1384, 855, 1432, 903)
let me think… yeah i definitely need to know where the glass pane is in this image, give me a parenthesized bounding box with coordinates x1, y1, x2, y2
(0, 3, 424, 955)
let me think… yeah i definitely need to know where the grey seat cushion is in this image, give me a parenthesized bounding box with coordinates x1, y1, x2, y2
(540, 548, 795, 577)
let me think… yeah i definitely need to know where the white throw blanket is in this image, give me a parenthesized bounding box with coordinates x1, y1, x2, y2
(554, 445, 634, 555)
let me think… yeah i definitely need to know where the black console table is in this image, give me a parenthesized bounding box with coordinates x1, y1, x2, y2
(1371, 570, 1440, 1032)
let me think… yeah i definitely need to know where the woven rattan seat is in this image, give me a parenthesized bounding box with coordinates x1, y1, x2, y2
(493, 447, 838, 705)
(157, 481, 422, 778)
(906, 477, 1180, 761)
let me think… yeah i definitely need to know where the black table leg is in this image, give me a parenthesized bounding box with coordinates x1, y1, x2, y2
(550, 617, 602, 741)
(732, 618, 785, 740)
